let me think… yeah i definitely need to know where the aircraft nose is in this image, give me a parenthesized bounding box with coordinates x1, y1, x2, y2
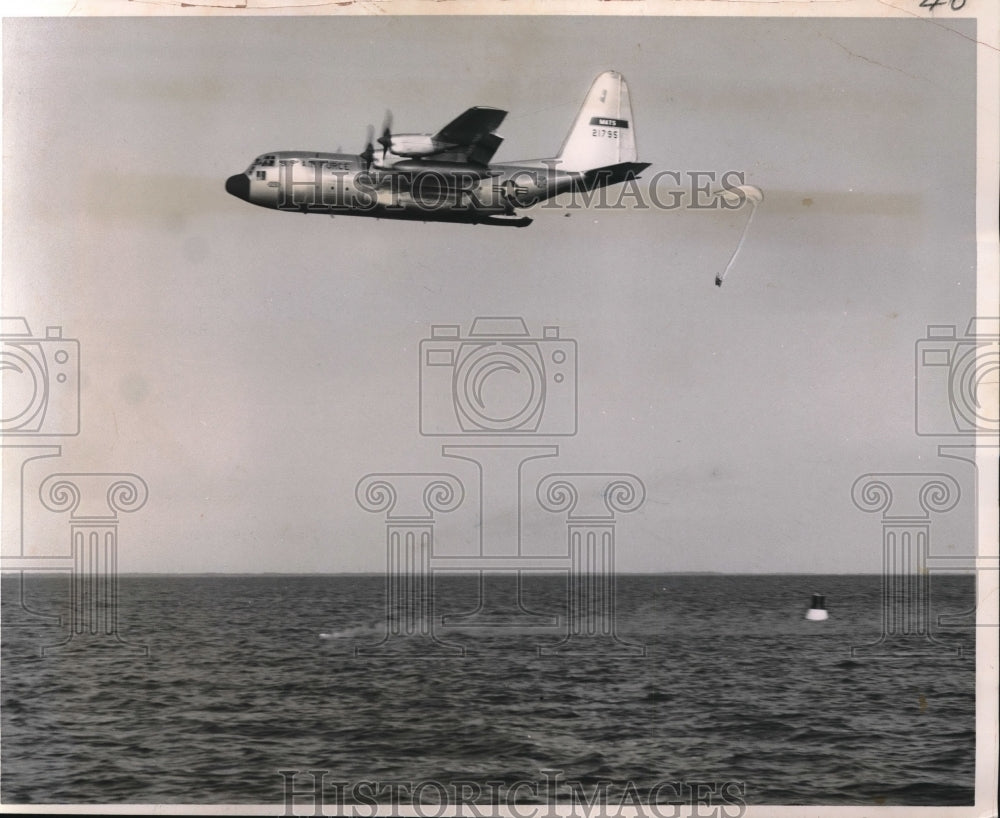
(225, 173, 249, 201)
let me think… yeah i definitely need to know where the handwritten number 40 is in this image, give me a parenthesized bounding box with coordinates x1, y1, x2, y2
(920, 0, 965, 10)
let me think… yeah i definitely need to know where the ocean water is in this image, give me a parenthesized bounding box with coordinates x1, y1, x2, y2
(0, 573, 976, 807)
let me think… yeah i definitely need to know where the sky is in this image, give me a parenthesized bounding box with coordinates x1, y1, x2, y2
(0, 15, 985, 573)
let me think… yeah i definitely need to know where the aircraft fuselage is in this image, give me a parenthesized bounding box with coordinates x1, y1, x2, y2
(225, 150, 597, 226)
(225, 71, 650, 226)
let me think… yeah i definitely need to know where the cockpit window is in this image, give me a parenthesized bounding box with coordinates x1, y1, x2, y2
(246, 154, 277, 174)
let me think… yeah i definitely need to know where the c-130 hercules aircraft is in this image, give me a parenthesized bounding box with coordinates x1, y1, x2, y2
(225, 71, 649, 227)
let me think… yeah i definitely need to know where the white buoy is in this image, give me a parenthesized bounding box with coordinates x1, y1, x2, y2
(805, 593, 829, 621)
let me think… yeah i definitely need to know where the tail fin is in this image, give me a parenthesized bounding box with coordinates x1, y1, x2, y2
(556, 70, 638, 172)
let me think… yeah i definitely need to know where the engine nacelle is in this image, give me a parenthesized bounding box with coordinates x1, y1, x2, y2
(386, 134, 442, 157)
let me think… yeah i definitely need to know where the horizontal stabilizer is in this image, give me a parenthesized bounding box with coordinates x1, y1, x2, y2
(576, 161, 651, 191)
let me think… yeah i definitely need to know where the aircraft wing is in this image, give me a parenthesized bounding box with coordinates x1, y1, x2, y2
(435, 107, 507, 146)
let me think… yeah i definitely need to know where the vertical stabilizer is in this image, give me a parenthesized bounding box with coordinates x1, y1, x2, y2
(556, 71, 638, 172)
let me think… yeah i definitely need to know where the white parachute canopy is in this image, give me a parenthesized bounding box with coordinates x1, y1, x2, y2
(716, 185, 764, 288)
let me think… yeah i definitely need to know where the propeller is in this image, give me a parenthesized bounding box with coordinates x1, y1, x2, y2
(377, 109, 393, 160)
(360, 123, 375, 172)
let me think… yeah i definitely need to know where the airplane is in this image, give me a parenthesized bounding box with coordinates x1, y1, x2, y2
(224, 71, 649, 227)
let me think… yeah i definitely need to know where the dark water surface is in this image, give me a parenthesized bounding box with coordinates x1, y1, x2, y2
(1, 574, 976, 806)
